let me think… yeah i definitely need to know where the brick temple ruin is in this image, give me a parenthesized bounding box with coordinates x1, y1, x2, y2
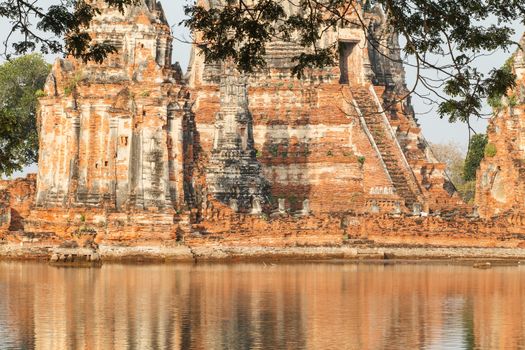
(476, 34, 525, 219)
(1, 1, 525, 249)
(38, 0, 459, 214)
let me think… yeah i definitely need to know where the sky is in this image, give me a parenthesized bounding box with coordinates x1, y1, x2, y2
(1, 0, 523, 178)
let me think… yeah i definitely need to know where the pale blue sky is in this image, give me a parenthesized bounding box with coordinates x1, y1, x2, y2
(1, 1, 523, 177)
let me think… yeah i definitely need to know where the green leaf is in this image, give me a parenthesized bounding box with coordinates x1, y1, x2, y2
(0, 54, 50, 176)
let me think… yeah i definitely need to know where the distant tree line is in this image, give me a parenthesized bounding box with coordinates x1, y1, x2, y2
(432, 133, 490, 203)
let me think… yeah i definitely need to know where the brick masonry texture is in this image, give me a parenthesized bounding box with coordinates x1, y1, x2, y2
(476, 34, 525, 219)
(1, 1, 524, 251)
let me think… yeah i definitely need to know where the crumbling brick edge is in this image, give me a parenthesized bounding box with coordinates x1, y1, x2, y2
(2, 244, 525, 263)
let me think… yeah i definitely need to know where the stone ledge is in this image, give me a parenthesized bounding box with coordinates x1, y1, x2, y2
(2, 243, 525, 263)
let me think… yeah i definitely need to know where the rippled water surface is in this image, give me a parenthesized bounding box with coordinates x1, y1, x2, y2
(1, 261, 525, 349)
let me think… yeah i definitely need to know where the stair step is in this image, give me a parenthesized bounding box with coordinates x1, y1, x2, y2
(353, 87, 420, 208)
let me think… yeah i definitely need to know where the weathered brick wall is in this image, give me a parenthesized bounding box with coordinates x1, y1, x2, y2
(2, 177, 521, 249)
(22, 207, 180, 244)
(191, 74, 398, 213)
(0, 189, 9, 231)
(476, 34, 525, 218)
(0, 175, 36, 232)
(5, 196, 524, 249)
(189, 203, 525, 249)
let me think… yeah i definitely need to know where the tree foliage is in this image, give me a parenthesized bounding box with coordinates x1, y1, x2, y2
(1, 0, 523, 127)
(430, 142, 465, 187)
(456, 180, 477, 204)
(431, 141, 474, 203)
(183, 0, 525, 124)
(1, 1, 513, 201)
(431, 139, 490, 204)
(1, 0, 139, 63)
(487, 56, 516, 108)
(463, 133, 488, 182)
(0, 54, 50, 176)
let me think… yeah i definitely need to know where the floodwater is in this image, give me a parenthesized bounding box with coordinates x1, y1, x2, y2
(1, 262, 525, 350)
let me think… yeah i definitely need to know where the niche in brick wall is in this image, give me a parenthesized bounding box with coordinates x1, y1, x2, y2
(339, 40, 359, 85)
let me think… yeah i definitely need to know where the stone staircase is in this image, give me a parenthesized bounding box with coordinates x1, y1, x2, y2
(351, 86, 421, 209)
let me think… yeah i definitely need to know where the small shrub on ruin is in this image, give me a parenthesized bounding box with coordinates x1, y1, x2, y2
(484, 143, 497, 158)
(463, 134, 488, 182)
(35, 89, 46, 98)
(269, 145, 279, 157)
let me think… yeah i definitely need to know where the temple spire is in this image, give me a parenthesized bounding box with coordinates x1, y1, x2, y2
(205, 62, 268, 212)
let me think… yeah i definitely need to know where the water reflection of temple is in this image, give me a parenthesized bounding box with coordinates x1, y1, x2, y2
(1, 263, 525, 349)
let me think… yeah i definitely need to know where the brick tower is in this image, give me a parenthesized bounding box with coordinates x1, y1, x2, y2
(35, 0, 190, 211)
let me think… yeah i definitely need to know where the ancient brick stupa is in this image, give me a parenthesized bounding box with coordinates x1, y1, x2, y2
(206, 64, 269, 212)
(476, 34, 525, 218)
(35, 0, 191, 212)
(189, 1, 460, 214)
